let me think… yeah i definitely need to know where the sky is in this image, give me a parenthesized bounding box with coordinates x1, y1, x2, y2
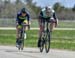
(33, 0, 75, 8)
(11, 0, 75, 8)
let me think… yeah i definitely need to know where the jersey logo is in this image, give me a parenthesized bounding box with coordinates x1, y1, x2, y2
(19, 16, 27, 20)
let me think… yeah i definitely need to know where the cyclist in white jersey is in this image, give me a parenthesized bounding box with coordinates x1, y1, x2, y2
(38, 6, 58, 47)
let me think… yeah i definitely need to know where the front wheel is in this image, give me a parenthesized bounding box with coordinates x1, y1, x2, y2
(17, 30, 24, 50)
(40, 38, 44, 52)
(45, 32, 50, 53)
(21, 39, 24, 50)
(20, 29, 24, 50)
(39, 32, 45, 52)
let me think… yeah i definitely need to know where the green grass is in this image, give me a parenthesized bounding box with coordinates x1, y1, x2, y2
(58, 20, 75, 28)
(0, 30, 75, 50)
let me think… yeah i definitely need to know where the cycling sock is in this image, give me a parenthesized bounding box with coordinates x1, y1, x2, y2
(24, 33, 26, 39)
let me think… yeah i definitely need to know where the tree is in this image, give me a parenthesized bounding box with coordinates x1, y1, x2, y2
(72, 4, 75, 11)
(4, 0, 10, 4)
(23, 0, 41, 18)
(16, 0, 21, 4)
(53, 2, 65, 12)
(25, 0, 32, 4)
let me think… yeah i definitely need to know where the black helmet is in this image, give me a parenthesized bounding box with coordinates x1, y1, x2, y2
(21, 8, 26, 13)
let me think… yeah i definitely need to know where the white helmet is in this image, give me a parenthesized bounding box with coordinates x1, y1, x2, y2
(46, 6, 52, 9)
(45, 6, 52, 12)
(46, 6, 55, 13)
(42, 6, 55, 13)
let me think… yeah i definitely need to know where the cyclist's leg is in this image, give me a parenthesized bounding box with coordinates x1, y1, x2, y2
(39, 17, 45, 38)
(49, 18, 56, 32)
(23, 20, 28, 39)
(16, 23, 22, 46)
(38, 17, 45, 47)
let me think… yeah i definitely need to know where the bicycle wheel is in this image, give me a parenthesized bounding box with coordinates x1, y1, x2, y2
(18, 30, 24, 50)
(17, 39, 22, 50)
(45, 31, 50, 53)
(20, 39, 24, 50)
(40, 32, 45, 52)
(17, 30, 22, 50)
(20, 29, 24, 50)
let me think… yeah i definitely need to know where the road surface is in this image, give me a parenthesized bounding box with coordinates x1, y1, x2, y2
(0, 46, 75, 58)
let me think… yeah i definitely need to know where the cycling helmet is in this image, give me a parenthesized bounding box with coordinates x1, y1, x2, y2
(45, 6, 52, 12)
(21, 8, 26, 13)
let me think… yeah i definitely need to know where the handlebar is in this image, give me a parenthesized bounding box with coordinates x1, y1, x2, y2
(22, 23, 29, 26)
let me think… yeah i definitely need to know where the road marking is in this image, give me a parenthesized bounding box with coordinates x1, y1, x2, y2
(0, 27, 75, 30)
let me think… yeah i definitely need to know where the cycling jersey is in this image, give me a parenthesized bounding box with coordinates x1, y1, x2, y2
(39, 8, 57, 20)
(16, 12, 30, 25)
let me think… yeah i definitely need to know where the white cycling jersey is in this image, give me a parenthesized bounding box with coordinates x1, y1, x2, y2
(41, 7, 55, 18)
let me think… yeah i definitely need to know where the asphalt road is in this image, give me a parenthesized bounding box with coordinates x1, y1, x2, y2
(0, 46, 75, 58)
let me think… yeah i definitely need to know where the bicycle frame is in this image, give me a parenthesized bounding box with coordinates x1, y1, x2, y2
(40, 20, 51, 53)
(18, 23, 29, 50)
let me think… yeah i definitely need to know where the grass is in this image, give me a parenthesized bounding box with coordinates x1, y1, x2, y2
(58, 20, 75, 28)
(0, 30, 75, 50)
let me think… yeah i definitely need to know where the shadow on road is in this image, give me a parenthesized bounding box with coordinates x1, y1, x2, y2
(5, 49, 40, 53)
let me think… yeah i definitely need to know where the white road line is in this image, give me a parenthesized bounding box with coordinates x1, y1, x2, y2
(0, 27, 75, 30)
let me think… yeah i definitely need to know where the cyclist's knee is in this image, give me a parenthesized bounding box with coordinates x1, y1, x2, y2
(50, 18, 56, 23)
(40, 25, 44, 31)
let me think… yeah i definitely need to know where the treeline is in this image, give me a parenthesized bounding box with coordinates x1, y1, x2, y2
(53, 2, 75, 20)
(0, 0, 75, 20)
(0, 0, 41, 18)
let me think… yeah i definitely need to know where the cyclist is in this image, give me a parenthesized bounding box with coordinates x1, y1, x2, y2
(38, 6, 58, 47)
(16, 8, 31, 46)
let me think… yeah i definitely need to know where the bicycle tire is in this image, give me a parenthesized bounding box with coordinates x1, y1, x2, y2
(21, 37, 24, 50)
(40, 32, 45, 52)
(45, 31, 50, 53)
(18, 29, 24, 50)
(20, 28, 24, 50)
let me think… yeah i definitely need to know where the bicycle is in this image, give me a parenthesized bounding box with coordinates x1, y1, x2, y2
(17, 23, 29, 50)
(39, 19, 52, 53)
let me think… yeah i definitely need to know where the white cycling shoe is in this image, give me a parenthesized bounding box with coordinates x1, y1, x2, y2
(24, 33, 27, 39)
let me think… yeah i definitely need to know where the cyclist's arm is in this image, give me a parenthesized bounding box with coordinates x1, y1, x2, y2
(53, 12, 58, 27)
(16, 14, 19, 25)
(26, 13, 31, 29)
(39, 11, 43, 18)
(53, 12, 57, 20)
